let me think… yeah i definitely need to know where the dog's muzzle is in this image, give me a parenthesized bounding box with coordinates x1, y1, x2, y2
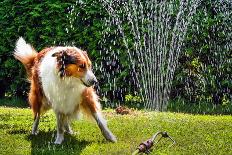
(81, 70, 98, 87)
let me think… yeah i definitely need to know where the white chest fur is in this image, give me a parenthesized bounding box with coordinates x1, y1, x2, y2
(39, 48, 86, 114)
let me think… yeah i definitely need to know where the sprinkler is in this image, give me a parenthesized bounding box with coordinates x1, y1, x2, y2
(132, 131, 175, 155)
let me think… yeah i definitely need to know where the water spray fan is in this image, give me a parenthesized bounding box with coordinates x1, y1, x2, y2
(132, 131, 175, 155)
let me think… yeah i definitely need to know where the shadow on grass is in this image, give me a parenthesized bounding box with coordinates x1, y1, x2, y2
(0, 97, 28, 108)
(27, 132, 91, 155)
(9, 129, 91, 155)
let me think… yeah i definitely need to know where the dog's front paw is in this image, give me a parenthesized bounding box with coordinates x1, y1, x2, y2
(106, 133, 117, 143)
(103, 130, 117, 143)
(31, 130, 39, 135)
(66, 129, 74, 135)
(54, 134, 64, 144)
(65, 126, 74, 135)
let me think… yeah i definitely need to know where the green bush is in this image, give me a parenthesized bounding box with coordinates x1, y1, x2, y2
(0, 0, 138, 107)
(0, 0, 231, 112)
(0, 0, 108, 101)
(171, 0, 232, 107)
(0, 0, 74, 99)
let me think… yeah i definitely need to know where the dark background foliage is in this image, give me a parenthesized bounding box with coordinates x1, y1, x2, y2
(0, 0, 231, 113)
(170, 1, 232, 110)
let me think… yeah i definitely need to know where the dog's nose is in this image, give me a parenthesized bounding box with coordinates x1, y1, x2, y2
(90, 78, 98, 86)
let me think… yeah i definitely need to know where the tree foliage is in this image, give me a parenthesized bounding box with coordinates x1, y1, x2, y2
(171, 1, 232, 106)
(0, 0, 231, 110)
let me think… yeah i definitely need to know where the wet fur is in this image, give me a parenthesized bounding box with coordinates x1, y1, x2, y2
(14, 37, 116, 144)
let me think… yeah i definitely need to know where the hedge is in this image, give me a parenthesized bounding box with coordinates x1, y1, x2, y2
(0, 0, 231, 109)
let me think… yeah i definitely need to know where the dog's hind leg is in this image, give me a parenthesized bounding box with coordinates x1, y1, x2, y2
(29, 72, 43, 135)
(54, 112, 65, 144)
(29, 82, 42, 135)
(64, 117, 73, 135)
(31, 113, 40, 135)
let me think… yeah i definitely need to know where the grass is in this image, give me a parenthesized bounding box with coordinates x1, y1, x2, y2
(0, 107, 232, 155)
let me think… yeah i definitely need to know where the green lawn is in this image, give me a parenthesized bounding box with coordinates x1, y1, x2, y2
(0, 107, 231, 155)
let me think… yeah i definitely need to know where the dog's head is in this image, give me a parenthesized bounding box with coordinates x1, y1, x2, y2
(52, 48, 97, 87)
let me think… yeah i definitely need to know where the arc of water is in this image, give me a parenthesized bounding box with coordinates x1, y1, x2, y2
(163, 0, 202, 110)
(102, 0, 145, 103)
(65, 0, 231, 110)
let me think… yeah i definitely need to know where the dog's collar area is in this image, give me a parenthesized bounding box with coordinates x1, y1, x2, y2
(81, 79, 91, 87)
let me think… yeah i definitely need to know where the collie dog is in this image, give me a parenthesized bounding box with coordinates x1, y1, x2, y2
(14, 37, 116, 144)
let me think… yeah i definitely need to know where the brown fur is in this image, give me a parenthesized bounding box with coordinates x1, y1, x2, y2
(14, 49, 37, 79)
(80, 87, 99, 118)
(17, 46, 97, 118)
(27, 48, 53, 119)
(15, 43, 116, 143)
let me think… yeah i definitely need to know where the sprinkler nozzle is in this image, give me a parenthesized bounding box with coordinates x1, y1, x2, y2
(132, 131, 175, 155)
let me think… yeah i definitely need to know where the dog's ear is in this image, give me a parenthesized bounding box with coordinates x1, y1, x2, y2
(52, 50, 77, 65)
(51, 52, 59, 57)
(52, 50, 77, 78)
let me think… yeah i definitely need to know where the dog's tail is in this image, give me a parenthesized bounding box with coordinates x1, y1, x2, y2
(14, 37, 37, 78)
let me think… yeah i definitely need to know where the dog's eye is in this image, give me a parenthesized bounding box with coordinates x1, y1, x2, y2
(79, 64, 85, 69)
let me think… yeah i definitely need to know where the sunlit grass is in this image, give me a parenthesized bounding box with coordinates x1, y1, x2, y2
(0, 107, 231, 155)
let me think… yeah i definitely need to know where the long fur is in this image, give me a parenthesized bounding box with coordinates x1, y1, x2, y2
(14, 37, 116, 144)
(14, 37, 37, 78)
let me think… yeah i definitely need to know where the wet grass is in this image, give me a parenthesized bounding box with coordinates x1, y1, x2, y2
(0, 107, 231, 155)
